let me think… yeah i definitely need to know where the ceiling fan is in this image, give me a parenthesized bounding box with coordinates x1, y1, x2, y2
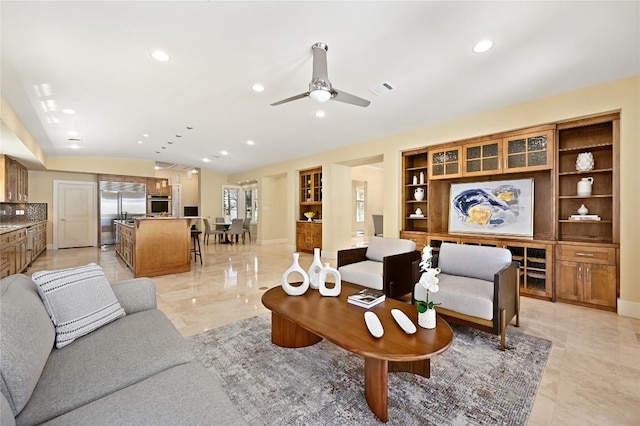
(271, 42, 371, 108)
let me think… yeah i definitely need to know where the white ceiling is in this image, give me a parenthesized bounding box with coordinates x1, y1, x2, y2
(1, 1, 639, 175)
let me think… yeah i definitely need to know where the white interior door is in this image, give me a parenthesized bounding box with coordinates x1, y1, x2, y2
(54, 180, 97, 249)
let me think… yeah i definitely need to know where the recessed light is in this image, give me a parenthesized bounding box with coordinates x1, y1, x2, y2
(315, 110, 326, 118)
(155, 151, 160, 154)
(473, 39, 494, 53)
(69, 144, 80, 150)
(252, 83, 265, 92)
(220, 151, 229, 156)
(246, 140, 255, 145)
(176, 135, 182, 138)
(137, 141, 143, 144)
(150, 50, 170, 62)
(143, 133, 149, 137)
(154, 166, 160, 170)
(62, 108, 76, 115)
(202, 158, 211, 163)
(186, 126, 193, 130)
(68, 131, 78, 136)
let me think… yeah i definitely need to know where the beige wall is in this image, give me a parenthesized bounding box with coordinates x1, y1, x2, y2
(228, 75, 640, 313)
(198, 169, 227, 222)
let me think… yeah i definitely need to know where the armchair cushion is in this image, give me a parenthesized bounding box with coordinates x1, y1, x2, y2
(365, 236, 416, 262)
(337, 261, 383, 291)
(414, 273, 494, 320)
(438, 243, 512, 281)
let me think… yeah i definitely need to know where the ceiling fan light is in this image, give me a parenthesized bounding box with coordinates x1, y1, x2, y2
(309, 89, 331, 103)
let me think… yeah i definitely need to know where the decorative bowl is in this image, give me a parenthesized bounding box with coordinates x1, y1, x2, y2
(303, 212, 315, 221)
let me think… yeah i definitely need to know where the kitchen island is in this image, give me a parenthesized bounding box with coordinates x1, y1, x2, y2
(114, 217, 196, 277)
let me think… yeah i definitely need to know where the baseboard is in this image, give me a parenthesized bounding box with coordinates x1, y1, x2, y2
(617, 298, 640, 319)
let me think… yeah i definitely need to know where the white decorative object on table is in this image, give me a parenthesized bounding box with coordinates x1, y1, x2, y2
(364, 311, 384, 338)
(391, 309, 417, 334)
(414, 187, 425, 201)
(578, 204, 589, 216)
(576, 152, 594, 171)
(577, 177, 593, 196)
(307, 248, 323, 289)
(415, 207, 423, 216)
(281, 253, 309, 296)
(419, 171, 425, 184)
(415, 245, 441, 329)
(318, 263, 341, 297)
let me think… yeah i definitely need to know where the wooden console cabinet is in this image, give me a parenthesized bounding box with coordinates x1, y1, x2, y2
(296, 167, 322, 253)
(401, 112, 619, 309)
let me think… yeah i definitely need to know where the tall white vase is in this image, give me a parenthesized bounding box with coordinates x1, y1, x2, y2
(318, 263, 341, 297)
(281, 253, 309, 296)
(307, 248, 323, 290)
(418, 308, 436, 329)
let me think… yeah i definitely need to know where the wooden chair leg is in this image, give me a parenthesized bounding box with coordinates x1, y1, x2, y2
(499, 308, 506, 351)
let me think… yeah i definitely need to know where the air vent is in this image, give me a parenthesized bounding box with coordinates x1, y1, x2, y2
(67, 138, 82, 141)
(369, 81, 396, 96)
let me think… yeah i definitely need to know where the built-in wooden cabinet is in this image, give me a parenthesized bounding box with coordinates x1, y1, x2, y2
(0, 228, 27, 278)
(29, 222, 47, 264)
(400, 112, 618, 309)
(296, 168, 322, 253)
(146, 178, 170, 196)
(115, 222, 135, 269)
(1, 155, 28, 202)
(428, 146, 462, 180)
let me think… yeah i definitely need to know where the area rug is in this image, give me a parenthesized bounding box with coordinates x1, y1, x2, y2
(191, 314, 551, 426)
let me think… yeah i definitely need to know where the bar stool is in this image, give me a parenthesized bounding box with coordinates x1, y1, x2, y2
(191, 230, 202, 264)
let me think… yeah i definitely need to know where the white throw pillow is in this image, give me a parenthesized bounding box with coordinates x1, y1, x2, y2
(31, 263, 125, 348)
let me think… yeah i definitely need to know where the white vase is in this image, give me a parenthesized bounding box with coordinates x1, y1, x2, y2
(578, 204, 589, 215)
(419, 171, 425, 184)
(576, 152, 594, 171)
(307, 248, 323, 290)
(412, 175, 417, 185)
(577, 177, 594, 196)
(318, 263, 341, 297)
(418, 308, 436, 329)
(281, 253, 309, 296)
(414, 187, 425, 201)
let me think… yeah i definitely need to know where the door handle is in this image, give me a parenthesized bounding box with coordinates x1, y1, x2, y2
(575, 252, 594, 257)
(578, 265, 582, 281)
(586, 267, 590, 283)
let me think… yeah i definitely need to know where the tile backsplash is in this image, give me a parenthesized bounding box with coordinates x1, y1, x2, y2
(0, 203, 47, 223)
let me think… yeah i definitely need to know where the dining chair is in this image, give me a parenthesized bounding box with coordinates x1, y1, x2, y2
(203, 218, 224, 244)
(225, 218, 245, 244)
(242, 218, 252, 243)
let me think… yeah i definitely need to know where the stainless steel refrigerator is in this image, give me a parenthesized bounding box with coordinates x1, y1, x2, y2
(99, 181, 147, 245)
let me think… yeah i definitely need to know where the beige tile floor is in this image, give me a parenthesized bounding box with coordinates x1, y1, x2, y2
(27, 241, 640, 425)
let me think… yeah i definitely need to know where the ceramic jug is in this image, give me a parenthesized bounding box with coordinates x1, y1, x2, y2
(414, 187, 425, 201)
(577, 177, 594, 196)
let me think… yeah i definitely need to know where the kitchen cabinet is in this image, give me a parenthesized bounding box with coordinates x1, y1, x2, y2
(115, 222, 135, 270)
(296, 221, 322, 254)
(0, 228, 27, 278)
(146, 178, 171, 196)
(29, 222, 47, 264)
(555, 243, 616, 310)
(1, 155, 28, 202)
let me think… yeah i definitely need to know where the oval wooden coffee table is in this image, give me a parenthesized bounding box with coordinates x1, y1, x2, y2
(262, 282, 454, 422)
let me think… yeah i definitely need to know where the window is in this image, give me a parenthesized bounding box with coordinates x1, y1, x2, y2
(355, 184, 365, 223)
(223, 184, 258, 222)
(222, 186, 239, 219)
(244, 187, 259, 222)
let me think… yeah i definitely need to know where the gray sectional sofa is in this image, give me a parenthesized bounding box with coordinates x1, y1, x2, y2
(0, 274, 246, 426)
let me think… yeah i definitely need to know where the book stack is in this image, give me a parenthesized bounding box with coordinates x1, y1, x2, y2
(347, 289, 386, 308)
(569, 215, 601, 221)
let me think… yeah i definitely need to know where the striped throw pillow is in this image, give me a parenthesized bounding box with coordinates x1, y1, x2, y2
(31, 263, 125, 348)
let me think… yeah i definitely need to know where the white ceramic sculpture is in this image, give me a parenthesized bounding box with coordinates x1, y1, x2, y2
(281, 252, 309, 296)
(307, 248, 323, 290)
(414, 187, 425, 201)
(318, 263, 341, 297)
(576, 152, 594, 171)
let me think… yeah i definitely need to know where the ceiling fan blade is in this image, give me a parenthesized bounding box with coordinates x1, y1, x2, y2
(311, 42, 329, 82)
(270, 92, 309, 106)
(331, 88, 371, 107)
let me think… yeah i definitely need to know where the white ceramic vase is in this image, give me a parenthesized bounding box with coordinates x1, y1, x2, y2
(419, 171, 425, 184)
(576, 152, 594, 171)
(578, 204, 589, 215)
(577, 177, 594, 196)
(418, 308, 436, 329)
(318, 263, 341, 297)
(307, 248, 323, 290)
(414, 187, 425, 201)
(281, 253, 309, 296)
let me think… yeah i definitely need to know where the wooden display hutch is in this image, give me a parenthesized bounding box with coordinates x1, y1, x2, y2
(296, 167, 322, 253)
(401, 113, 619, 309)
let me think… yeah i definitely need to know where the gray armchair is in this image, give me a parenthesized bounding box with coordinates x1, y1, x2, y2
(413, 243, 519, 350)
(337, 236, 419, 300)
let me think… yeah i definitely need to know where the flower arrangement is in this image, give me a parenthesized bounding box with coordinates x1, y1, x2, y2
(303, 211, 316, 221)
(416, 245, 441, 313)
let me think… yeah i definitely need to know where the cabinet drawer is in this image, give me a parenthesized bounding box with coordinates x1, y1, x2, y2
(556, 245, 615, 264)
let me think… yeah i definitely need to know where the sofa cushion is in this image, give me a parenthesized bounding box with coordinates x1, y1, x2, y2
(40, 363, 247, 426)
(16, 309, 194, 426)
(438, 243, 511, 282)
(365, 236, 416, 262)
(415, 273, 494, 321)
(31, 263, 126, 348)
(0, 274, 55, 417)
(338, 260, 383, 291)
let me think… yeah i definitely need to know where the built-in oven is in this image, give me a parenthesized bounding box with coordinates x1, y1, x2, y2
(147, 195, 172, 215)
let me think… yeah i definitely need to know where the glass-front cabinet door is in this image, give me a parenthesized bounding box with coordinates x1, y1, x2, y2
(463, 140, 502, 176)
(428, 146, 462, 179)
(503, 130, 554, 173)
